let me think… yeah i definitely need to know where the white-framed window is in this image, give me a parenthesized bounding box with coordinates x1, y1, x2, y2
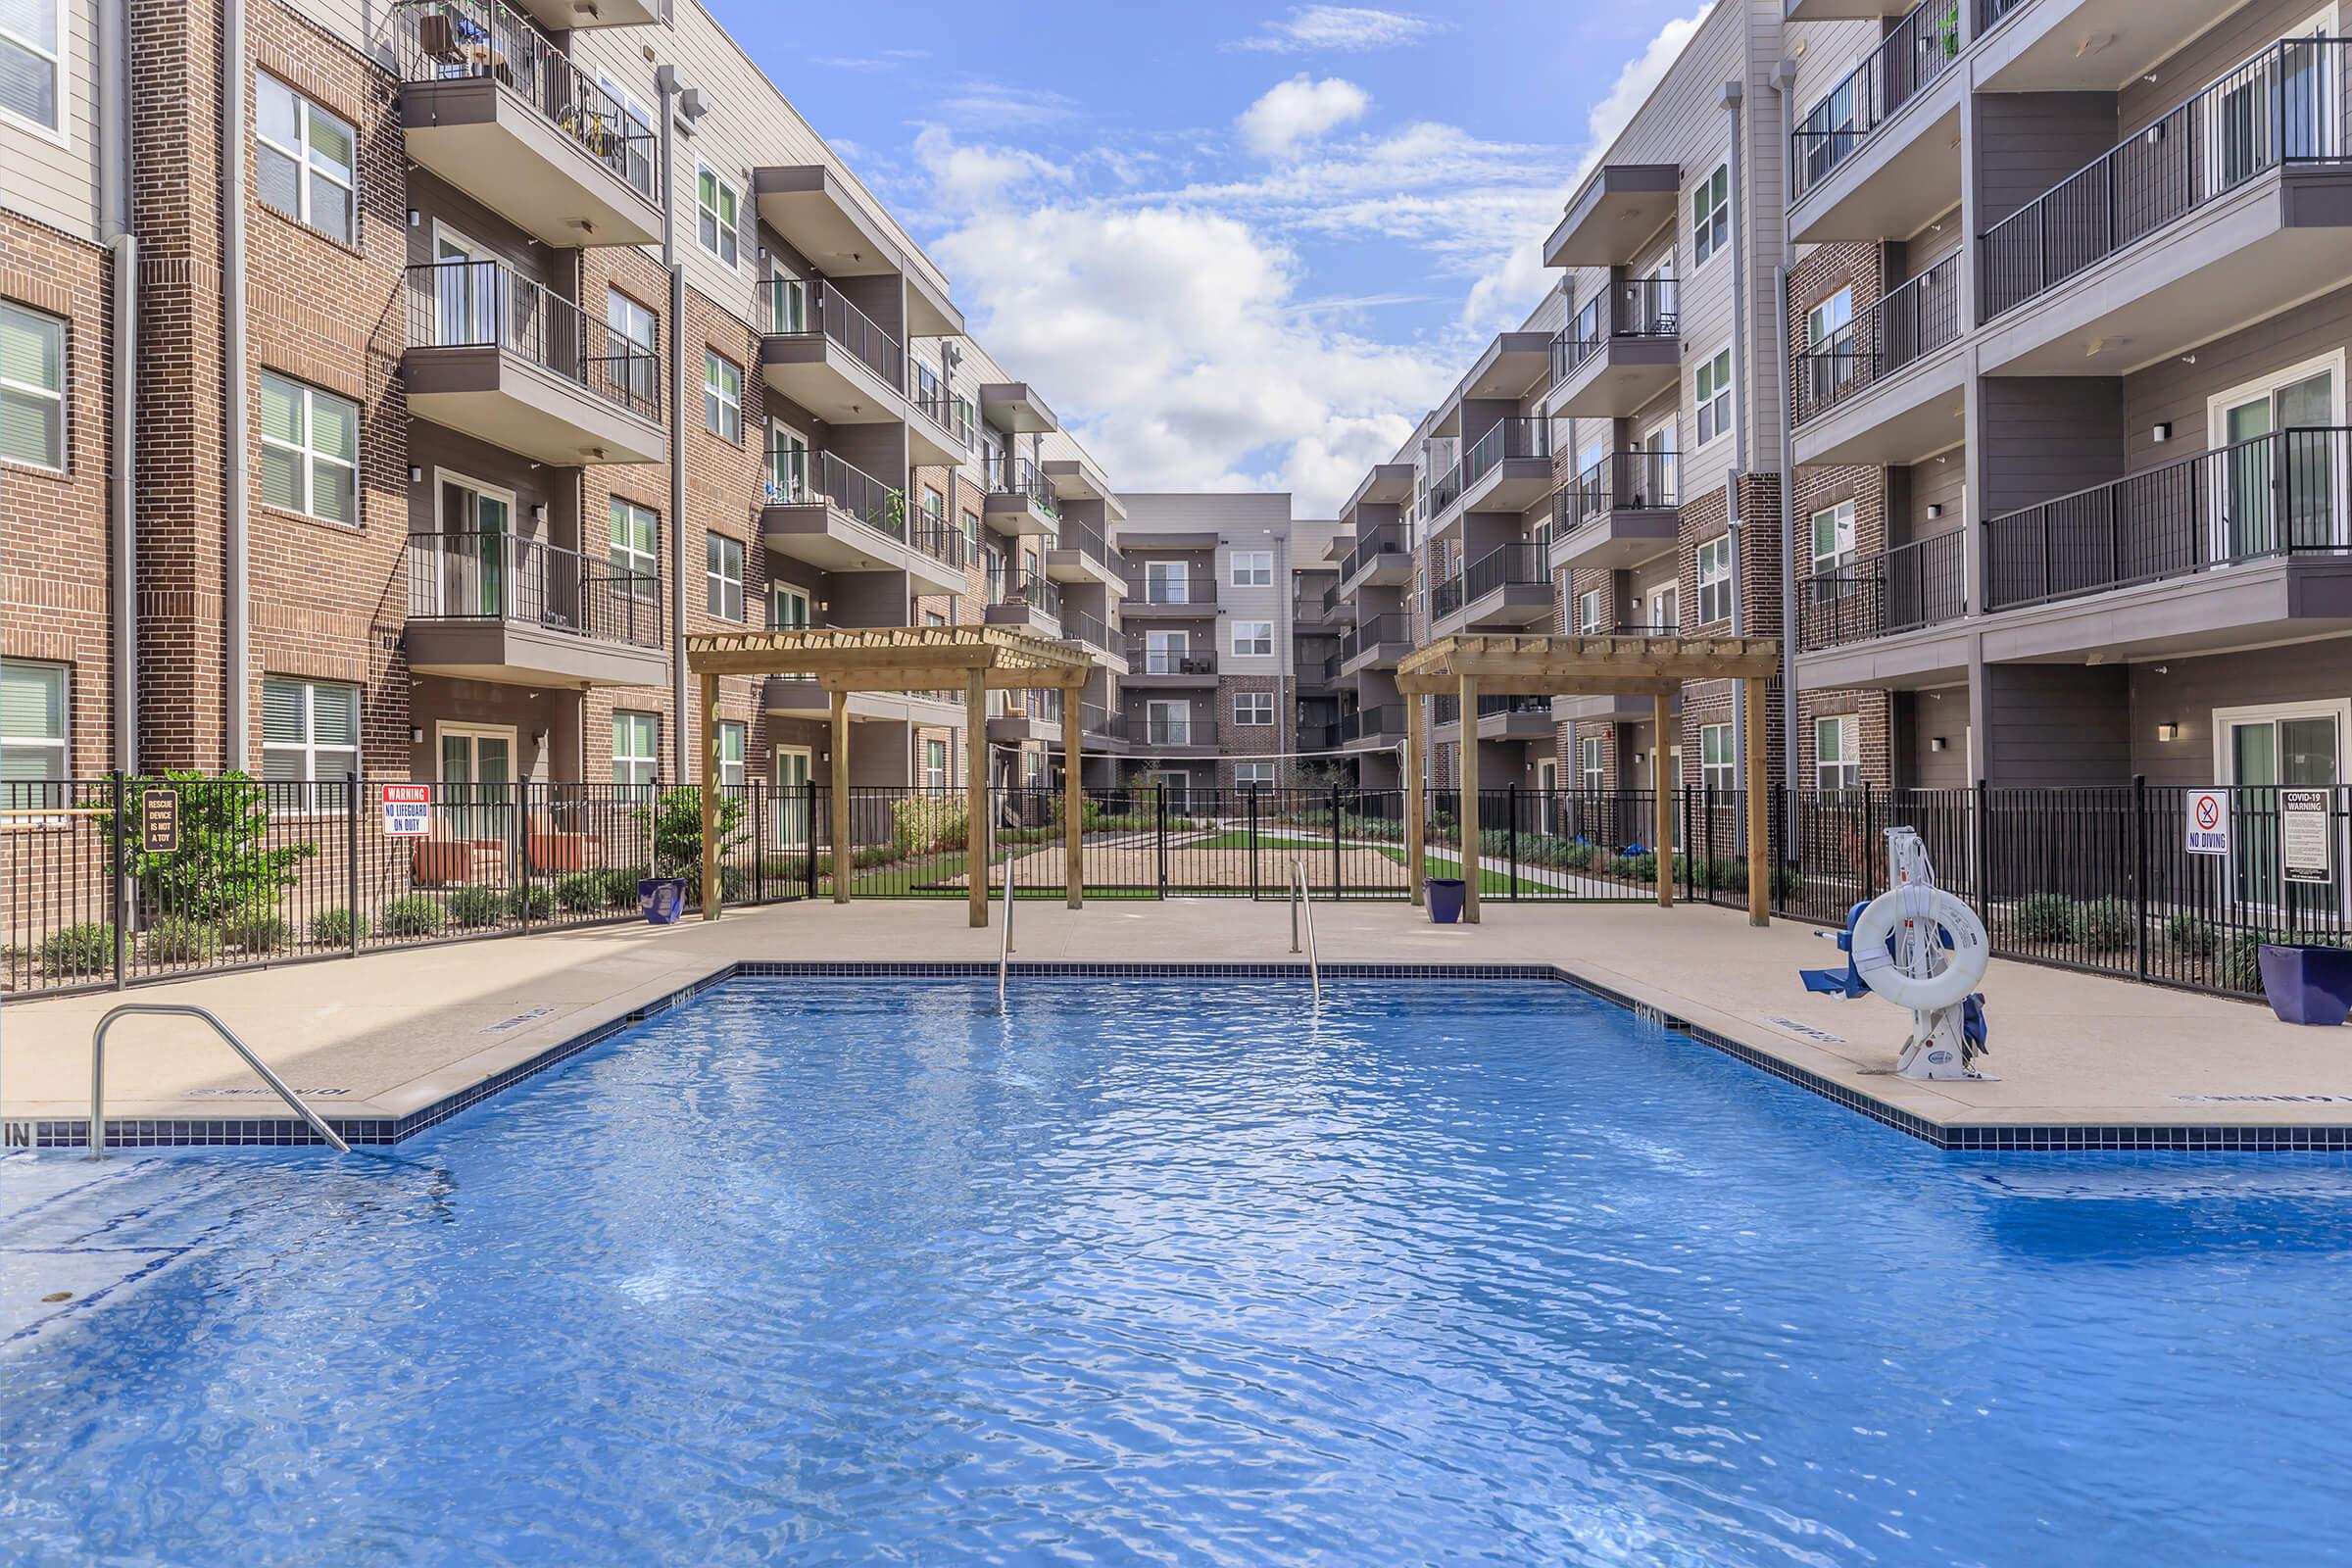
(1810, 500, 1857, 591)
(0, 659, 69, 791)
(1575, 587, 1604, 635)
(1700, 722, 1736, 794)
(1234, 690, 1274, 726)
(1695, 534, 1734, 625)
(696, 163, 740, 266)
(612, 710, 660, 788)
(1580, 735, 1605, 793)
(1230, 549, 1272, 586)
(610, 497, 658, 597)
(0, 0, 64, 138)
(1649, 582, 1680, 635)
(704, 351, 743, 443)
(1806, 287, 1853, 355)
(259, 370, 359, 524)
(923, 737, 949, 790)
(257, 74, 356, 244)
(706, 531, 745, 620)
(1691, 162, 1729, 268)
(1815, 714, 1861, 789)
(1, 301, 66, 470)
(262, 675, 360, 810)
(714, 719, 746, 788)
(1231, 620, 1274, 657)
(771, 582, 811, 631)
(1234, 760, 1277, 790)
(1695, 348, 1734, 447)
(607, 288, 658, 408)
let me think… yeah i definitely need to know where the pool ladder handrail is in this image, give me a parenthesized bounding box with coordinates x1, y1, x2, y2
(1290, 856, 1321, 1010)
(997, 807, 1014, 1011)
(87, 1003, 352, 1160)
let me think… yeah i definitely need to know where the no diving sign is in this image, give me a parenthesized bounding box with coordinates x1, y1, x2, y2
(381, 783, 431, 837)
(2184, 789, 2230, 856)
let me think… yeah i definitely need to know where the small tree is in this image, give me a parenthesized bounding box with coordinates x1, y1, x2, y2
(107, 771, 318, 923)
(636, 786, 748, 878)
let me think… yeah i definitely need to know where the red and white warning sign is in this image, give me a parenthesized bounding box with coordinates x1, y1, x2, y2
(2184, 789, 2229, 857)
(381, 782, 432, 837)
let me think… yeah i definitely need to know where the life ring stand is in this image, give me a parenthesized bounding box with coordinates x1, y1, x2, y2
(1850, 884, 1989, 1013)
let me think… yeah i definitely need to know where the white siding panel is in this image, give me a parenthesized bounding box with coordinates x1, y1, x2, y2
(3, 0, 104, 240)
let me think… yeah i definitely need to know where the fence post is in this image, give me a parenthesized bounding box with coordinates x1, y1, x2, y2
(111, 769, 127, 990)
(1507, 783, 1520, 900)
(1156, 784, 1168, 895)
(805, 779, 818, 900)
(347, 771, 362, 959)
(1330, 784, 1342, 900)
(2132, 773, 2149, 982)
(1973, 778, 1990, 927)
(1248, 785, 1258, 898)
(752, 783, 765, 906)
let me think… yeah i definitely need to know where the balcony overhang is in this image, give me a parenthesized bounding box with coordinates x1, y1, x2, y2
(1976, 0, 2256, 93)
(1044, 545, 1122, 590)
(1342, 546, 1411, 594)
(404, 619, 668, 690)
(1459, 458, 1555, 516)
(1451, 707, 1556, 743)
(1069, 638, 1129, 676)
(1977, 172, 2352, 379)
(752, 165, 901, 280)
(1794, 623, 1973, 691)
(905, 406, 965, 469)
(1788, 86, 1962, 246)
(1041, 458, 1112, 502)
(761, 679, 959, 724)
(758, 333, 906, 425)
(905, 270, 963, 338)
(1982, 558, 2352, 666)
(400, 77, 662, 250)
(1117, 597, 1215, 620)
(1785, 0, 1916, 19)
(1463, 331, 1557, 400)
(986, 713, 1063, 744)
(982, 490, 1057, 537)
(1438, 581, 1553, 638)
(509, 0, 663, 28)
(1121, 662, 1218, 687)
(1554, 691, 1682, 724)
(404, 346, 666, 466)
(1341, 636, 1414, 677)
(1553, 510, 1681, 572)
(760, 504, 963, 597)
(983, 601, 1061, 636)
(1342, 464, 1416, 519)
(1790, 344, 1968, 467)
(980, 382, 1057, 433)
(1550, 336, 1681, 417)
(1544, 164, 1680, 269)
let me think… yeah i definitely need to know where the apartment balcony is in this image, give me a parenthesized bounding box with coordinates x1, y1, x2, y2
(1550, 451, 1681, 570)
(1318, 581, 1355, 624)
(759, 278, 916, 430)
(1340, 613, 1416, 675)
(752, 165, 962, 338)
(1045, 519, 1125, 589)
(760, 449, 964, 598)
(905, 365, 972, 469)
(1341, 462, 1417, 519)
(761, 679, 963, 725)
(984, 572, 1063, 636)
(1080, 705, 1130, 751)
(1787, 0, 1966, 245)
(404, 528, 666, 688)
(1973, 0, 2237, 95)
(1457, 417, 1554, 514)
(403, 260, 665, 466)
(394, 1, 661, 249)
(1433, 693, 1556, 744)
(982, 454, 1060, 537)
(1555, 689, 1683, 726)
(1543, 164, 1681, 268)
(1461, 330, 1558, 401)
(1791, 534, 1974, 690)
(1338, 519, 1411, 594)
(1432, 542, 1552, 636)
(1340, 705, 1406, 750)
(1789, 253, 1967, 467)
(1129, 715, 1220, 756)
(1058, 610, 1127, 672)
(1977, 39, 2352, 378)
(1119, 576, 1217, 617)
(1549, 278, 1680, 417)
(988, 704, 1064, 745)
(1123, 642, 1219, 686)
(506, 0, 663, 30)
(980, 383, 1057, 433)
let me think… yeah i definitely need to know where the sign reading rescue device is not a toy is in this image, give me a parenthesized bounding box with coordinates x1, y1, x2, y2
(2282, 788, 2333, 885)
(139, 789, 179, 855)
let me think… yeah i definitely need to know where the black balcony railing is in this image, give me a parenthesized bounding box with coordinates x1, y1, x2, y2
(1982, 39, 2352, 319)
(764, 448, 906, 541)
(1461, 417, 1550, 491)
(1081, 705, 1127, 741)
(1792, 252, 1962, 426)
(1123, 573, 1216, 607)
(1057, 519, 1120, 575)
(762, 277, 906, 392)
(1798, 532, 1967, 651)
(998, 572, 1062, 620)
(406, 259, 661, 420)
(407, 527, 662, 648)
(1342, 613, 1411, 663)
(1975, 0, 2031, 32)
(1346, 705, 1402, 742)
(1340, 520, 1407, 582)
(1062, 611, 1113, 654)
(1127, 641, 1217, 676)
(1789, 0, 1963, 203)
(908, 361, 970, 445)
(1551, 277, 1680, 385)
(912, 517, 967, 571)
(393, 0, 658, 200)
(1437, 542, 1546, 622)
(984, 454, 1060, 519)
(1428, 461, 1464, 517)
(1985, 427, 2352, 612)
(1434, 694, 1553, 727)
(1137, 714, 1218, 748)
(1563, 449, 1679, 526)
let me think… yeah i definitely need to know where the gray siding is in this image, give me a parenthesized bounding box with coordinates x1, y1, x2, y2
(1972, 93, 2118, 229)
(1984, 663, 2132, 785)
(2120, 282, 2352, 466)
(2128, 639, 2352, 785)
(1979, 376, 2124, 516)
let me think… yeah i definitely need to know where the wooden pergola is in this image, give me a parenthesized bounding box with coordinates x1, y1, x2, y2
(685, 626, 1097, 927)
(1396, 633, 1783, 926)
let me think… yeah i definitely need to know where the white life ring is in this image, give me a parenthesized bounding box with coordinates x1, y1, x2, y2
(1850, 884, 1989, 1013)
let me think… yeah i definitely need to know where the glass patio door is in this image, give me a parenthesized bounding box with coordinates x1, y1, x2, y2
(774, 748, 812, 851)
(439, 727, 514, 844)
(2219, 368, 2334, 560)
(1146, 560, 1188, 605)
(1145, 629, 1187, 676)
(2230, 711, 2340, 913)
(434, 232, 500, 348)
(442, 477, 513, 618)
(769, 421, 809, 505)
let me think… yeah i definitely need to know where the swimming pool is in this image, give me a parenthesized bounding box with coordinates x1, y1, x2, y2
(4, 975, 2351, 1564)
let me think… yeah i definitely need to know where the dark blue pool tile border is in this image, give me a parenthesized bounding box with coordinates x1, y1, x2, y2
(16, 960, 2351, 1154)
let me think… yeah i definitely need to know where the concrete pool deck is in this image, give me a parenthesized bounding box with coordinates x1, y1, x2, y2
(2, 899, 2345, 1147)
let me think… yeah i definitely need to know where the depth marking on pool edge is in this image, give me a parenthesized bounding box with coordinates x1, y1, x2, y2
(1765, 1016, 1850, 1047)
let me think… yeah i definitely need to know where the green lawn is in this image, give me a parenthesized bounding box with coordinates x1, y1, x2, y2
(1375, 847, 1554, 896)
(1181, 831, 1337, 853)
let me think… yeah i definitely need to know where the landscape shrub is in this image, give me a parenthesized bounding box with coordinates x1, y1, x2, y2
(602, 866, 652, 907)
(40, 922, 115, 976)
(105, 770, 318, 922)
(2012, 893, 2081, 944)
(446, 885, 508, 928)
(310, 908, 366, 946)
(220, 905, 291, 953)
(2163, 911, 2218, 956)
(553, 873, 605, 912)
(142, 916, 220, 963)
(382, 894, 446, 938)
(891, 794, 966, 855)
(508, 884, 554, 919)
(2077, 897, 2134, 954)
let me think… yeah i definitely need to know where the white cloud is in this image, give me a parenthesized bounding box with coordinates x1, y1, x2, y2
(913, 126, 1068, 210)
(931, 79, 1078, 128)
(1235, 75, 1371, 159)
(1234, 5, 1445, 54)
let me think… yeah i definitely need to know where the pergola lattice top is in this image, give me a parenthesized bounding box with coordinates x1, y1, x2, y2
(1395, 633, 1783, 698)
(685, 625, 1094, 689)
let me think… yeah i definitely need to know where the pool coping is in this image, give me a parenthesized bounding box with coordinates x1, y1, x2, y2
(20, 961, 2352, 1154)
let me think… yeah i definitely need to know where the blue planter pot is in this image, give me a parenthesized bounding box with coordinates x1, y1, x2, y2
(2258, 943, 2352, 1026)
(1427, 877, 1467, 925)
(638, 877, 688, 926)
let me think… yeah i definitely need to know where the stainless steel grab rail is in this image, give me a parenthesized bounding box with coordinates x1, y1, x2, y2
(88, 1003, 352, 1160)
(997, 805, 1015, 1011)
(1290, 857, 1320, 1010)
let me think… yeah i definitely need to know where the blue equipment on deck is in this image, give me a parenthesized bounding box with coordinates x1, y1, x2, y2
(1798, 868, 1990, 1073)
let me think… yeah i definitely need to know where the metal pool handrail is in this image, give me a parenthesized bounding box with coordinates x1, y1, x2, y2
(1290, 857, 1321, 1010)
(997, 808, 1015, 1011)
(88, 1003, 351, 1160)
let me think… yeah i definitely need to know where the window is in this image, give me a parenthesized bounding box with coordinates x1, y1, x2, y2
(1575, 588, 1604, 635)
(696, 164, 740, 266)
(607, 289, 658, 408)
(0, 659, 68, 793)
(961, 510, 983, 562)
(612, 711, 660, 789)
(1234, 691, 1274, 726)
(771, 582, 810, 631)
(1700, 722, 1736, 795)
(1691, 163, 1729, 268)
(923, 738, 948, 790)
(1695, 534, 1734, 625)
(1231, 620, 1273, 657)
(1145, 560, 1189, 602)
(1230, 549, 1272, 586)
(706, 531, 745, 620)
(610, 498, 658, 597)
(1580, 735, 1605, 794)
(1234, 761, 1276, 790)
(714, 720, 746, 789)
(1815, 714, 1861, 790)
(704, 352, 743, 443)
(262, 676, 359, 810)
(1, 302, 65, 470)
(257, 74, 356, 243)
(0, 0, 63, 137)
(1809, 501, 1856, 592)
(1694, 348, 1733, 447)
(1649, 583, 1680, 635)
(1806, 287, 1853, 356)
(259, 371, 358, 524)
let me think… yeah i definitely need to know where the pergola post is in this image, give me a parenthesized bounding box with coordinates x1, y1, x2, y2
(966, 669, 988, 930)
(829, 688, 851, 905)
(1652, 689, 1674, 908)
(1062, 676, 1083, 908)
(1744, 673, 1769, 927)
(1458, 672, 1481, 923)
(699, 671, 721, 919)
(1404, 697, 1426, 907)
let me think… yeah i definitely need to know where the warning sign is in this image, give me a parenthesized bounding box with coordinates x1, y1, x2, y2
(2184, 789, 2229, 857)
(381, 783, 431, 837)
(140, 789, 180, 854)
(2282, 789, 2332, 885)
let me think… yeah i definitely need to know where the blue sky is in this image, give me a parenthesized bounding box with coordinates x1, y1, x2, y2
(706, 1, 1715, 511)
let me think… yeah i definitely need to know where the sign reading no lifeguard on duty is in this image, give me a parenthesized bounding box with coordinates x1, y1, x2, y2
(381, 783, 432, 838)
(2184, 789, 2230, 857)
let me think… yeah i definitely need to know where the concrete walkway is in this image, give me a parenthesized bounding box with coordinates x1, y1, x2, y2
(1, 898, 2338, 1142)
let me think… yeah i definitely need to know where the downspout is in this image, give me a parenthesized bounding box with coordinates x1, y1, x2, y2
(1771, 58, 1800, 799)
(656, 66, 688, 778)
(1720, 79, 1749, 804)
(101, 0, 136, 771)
(222, 0, 249, 769)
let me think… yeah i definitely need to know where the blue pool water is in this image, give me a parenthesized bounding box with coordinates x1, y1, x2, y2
(5, 977, 2352, 1565)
